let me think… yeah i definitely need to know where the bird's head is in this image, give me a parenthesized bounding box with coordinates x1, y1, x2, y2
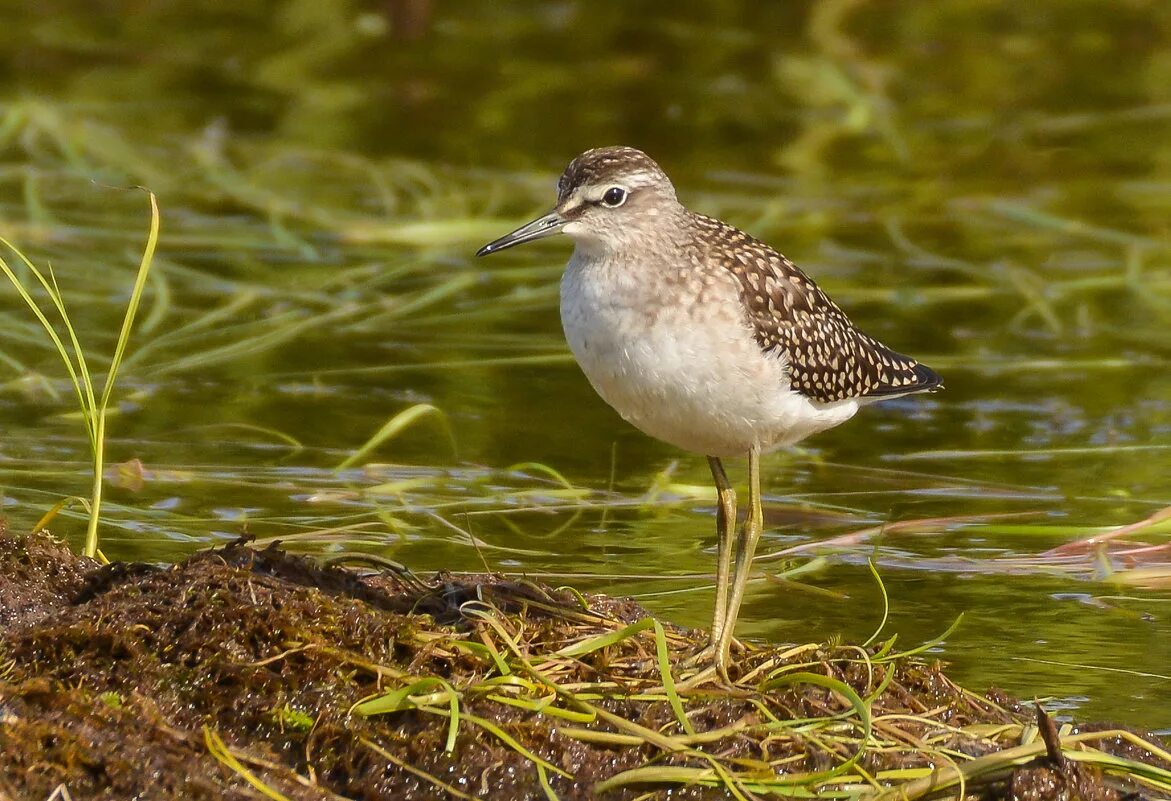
(476, 146, 680, 258)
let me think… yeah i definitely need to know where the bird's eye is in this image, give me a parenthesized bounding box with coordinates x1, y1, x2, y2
(601, 186, 627, 207)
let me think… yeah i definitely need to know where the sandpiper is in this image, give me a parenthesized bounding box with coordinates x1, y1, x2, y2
(477, 146, 942, 680)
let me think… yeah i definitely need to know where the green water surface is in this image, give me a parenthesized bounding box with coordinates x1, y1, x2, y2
(1, 1, 1169, 728)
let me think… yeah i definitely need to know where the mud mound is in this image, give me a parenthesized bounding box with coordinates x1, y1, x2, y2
(0, 532, 1165, 800)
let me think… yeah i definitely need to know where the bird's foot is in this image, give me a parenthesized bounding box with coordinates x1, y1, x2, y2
(679, 638, 747, 687)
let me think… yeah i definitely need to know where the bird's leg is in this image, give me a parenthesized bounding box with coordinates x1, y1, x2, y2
(680, 456, 740, 678)
(706, 456, 737, 651)
(714, 443, 764, 679)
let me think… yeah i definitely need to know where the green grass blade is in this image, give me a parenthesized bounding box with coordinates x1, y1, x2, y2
(874, 614, 963, 663)
(553, 617, 656, 658)
(203, 726, 293, 801)
(0, 240, 92, 442)
(353, 677, 460, 753)
(757, 671, 872, 780)
(336, 403, 457, 470)
(0, 189, 159, 558)
(861, 560, 889, 648)
(653, 620, 695, 736)
(536, 764, 560, 801)
(100, 189, 159, 409)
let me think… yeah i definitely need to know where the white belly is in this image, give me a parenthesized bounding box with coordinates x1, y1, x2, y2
(560, 254, 859, 458)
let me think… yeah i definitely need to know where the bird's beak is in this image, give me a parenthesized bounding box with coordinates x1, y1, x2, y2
(476, 210, 567, 256)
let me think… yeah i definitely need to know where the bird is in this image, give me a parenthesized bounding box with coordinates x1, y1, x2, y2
(476, 146, 942, 680)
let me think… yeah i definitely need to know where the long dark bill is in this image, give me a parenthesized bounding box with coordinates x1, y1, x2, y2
(475, 210, 567, 256)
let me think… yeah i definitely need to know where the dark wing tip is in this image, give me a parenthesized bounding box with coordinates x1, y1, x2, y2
(866, 360, 944, 398)
(918, 362, 945, 393)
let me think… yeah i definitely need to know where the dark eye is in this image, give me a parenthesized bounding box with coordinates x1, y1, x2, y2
(601, 186, 627, 207)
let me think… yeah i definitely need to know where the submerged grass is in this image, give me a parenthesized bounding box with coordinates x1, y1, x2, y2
(336, 403, 457, 470)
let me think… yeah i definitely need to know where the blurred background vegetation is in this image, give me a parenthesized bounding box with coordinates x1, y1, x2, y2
(1, 0, 1170, 726)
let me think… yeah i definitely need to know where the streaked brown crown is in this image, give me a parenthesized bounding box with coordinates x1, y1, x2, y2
(557, 146, 669, 201)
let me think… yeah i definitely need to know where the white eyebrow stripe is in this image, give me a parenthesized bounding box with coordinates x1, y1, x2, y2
(579, 184, 627, 203)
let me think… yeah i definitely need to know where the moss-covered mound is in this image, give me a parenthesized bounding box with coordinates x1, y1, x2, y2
(0, 531, 1166, 800)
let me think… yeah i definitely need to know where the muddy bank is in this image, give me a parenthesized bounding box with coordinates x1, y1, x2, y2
(0, 531, 1165, 800)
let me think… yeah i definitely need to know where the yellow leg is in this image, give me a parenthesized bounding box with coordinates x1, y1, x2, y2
(715, 444, 763, 680)
(707, 456, 737, 652)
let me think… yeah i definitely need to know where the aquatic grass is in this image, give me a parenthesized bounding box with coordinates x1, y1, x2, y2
(0, 190, 159, 558)
(203, 726, 294, 801)
(1011, 656, 1171, 683)
(869, 727, 1171, 801)
(13, 105, 1161, 414)
(895, 443, 1171, 461)
(6, 431, 1168, 591)
(354, 676, 461, 753)
(330, 577, 1171, 799)
(1042, 504, 1171, 557)
(336, 403, 457, 470)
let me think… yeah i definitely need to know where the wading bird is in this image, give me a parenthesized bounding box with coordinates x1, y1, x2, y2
(477, 147, 941, 679)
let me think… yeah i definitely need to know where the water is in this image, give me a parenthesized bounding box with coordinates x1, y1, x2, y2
(1, 0, 1169, 728)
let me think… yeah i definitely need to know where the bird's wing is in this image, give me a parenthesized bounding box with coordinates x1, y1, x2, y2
(693, 214, 943, 404)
